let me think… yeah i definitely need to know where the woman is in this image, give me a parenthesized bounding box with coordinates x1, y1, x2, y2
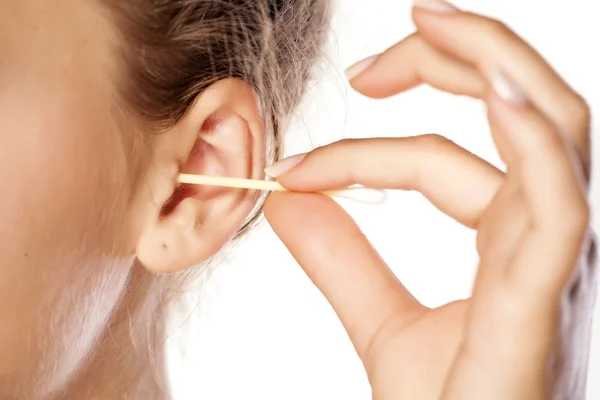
(0, 0, 595, 399)
(0, 0, 327, 398)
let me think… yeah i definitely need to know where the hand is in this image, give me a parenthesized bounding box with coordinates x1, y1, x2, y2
(264, 2, 595, 399)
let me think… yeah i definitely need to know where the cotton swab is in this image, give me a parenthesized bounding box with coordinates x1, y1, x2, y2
(177, 174, 387, 205)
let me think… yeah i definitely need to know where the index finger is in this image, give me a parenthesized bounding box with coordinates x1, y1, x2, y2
(273, 136, 504, 230)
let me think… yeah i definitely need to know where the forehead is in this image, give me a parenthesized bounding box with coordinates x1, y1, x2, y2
(0, 0, 117, 86)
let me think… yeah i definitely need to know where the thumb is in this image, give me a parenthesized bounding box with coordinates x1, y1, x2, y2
(264, 191, 424, 360)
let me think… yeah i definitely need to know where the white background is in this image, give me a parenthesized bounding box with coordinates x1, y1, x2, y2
(166, 0, 600, 398)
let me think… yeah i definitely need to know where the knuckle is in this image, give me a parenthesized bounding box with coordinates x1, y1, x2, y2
(560, 198, 590, 236)
(416, 133, 452, 150)
(334, 138, 362, 153)
(327, 138, 348, 150)
(337, 138, 358, 147)
(483, 18, 514, 41)
(318, 138, 355, 157)
(414, 134, 463, 164)
(566, 93, 591, 134)
(572, 200, 591, 230)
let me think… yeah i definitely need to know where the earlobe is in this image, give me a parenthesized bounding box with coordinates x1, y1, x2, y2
(136, 79, 265, 273)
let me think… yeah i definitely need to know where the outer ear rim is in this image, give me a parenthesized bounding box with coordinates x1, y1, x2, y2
(135, 78, 266, 274)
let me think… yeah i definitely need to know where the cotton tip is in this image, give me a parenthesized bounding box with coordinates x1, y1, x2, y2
(330, 188, 388, 205)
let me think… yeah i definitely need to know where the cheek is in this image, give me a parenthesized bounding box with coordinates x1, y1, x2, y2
(0, 78, 135, 394)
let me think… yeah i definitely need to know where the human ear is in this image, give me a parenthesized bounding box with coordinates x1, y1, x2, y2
(136, 79, 265, 273)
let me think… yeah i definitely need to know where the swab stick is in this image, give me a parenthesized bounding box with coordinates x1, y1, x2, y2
(177, 174, 387, 205)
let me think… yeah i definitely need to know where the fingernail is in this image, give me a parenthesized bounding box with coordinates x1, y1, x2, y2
(413, 0, 458, 13)
(345, 55, 378, 81)
(264, 153, 307, 178)
(491, 69, 528, 105)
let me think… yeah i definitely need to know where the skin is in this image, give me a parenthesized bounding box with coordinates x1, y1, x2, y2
(0, 0, 264, 398)
(0, 0, 594, 399)
(265, 3, 595, 400)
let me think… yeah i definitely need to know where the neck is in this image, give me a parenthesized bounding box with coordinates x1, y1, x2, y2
(59, 262, 170, 400)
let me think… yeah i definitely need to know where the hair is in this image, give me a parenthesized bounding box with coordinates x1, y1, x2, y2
(103, 0, 330, 236)
(93, 2, 331, 395)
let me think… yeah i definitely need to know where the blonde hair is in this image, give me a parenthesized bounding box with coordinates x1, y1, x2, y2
(96, 2, 331, 394)
(103, 0, 330, 235)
